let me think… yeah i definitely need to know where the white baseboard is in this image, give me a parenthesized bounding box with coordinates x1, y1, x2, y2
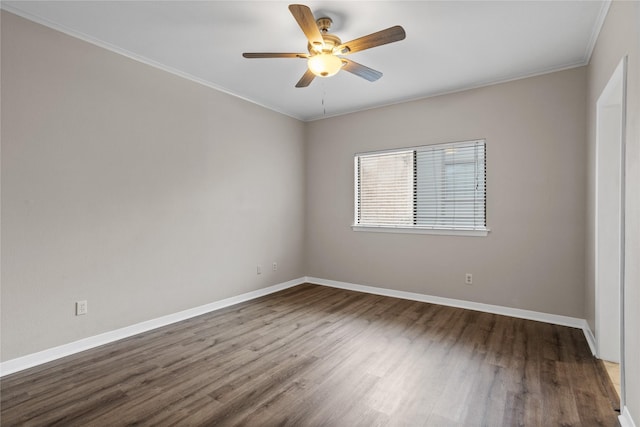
(305, 276, 588, 330)
(0, 277, 305, 377)
(0, 276, 596, 377)
(620, 407, 637, 427)
(581, 321, 597, 356)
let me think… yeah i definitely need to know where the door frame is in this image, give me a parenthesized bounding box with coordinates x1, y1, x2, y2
(594, 56, 627, 405)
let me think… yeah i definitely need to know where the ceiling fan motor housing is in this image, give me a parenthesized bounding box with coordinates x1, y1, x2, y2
(308, 33, 342, 55)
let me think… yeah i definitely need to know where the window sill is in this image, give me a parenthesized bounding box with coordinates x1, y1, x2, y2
(351, 225, 490, 237)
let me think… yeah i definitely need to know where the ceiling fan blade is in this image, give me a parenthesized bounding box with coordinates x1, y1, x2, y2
(243, 53, 308, 59)
(337, 26, 406, 54)
(342, 59, 383, 82)
(288, 4, 324, 49)
(295, 69, 316, 88)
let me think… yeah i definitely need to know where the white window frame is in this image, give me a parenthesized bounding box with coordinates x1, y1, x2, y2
(352, 139, 489, 237)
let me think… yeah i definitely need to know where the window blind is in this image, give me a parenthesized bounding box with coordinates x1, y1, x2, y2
(415, 140, 486, 230)
(356, 150, 414, 226)
(354, 140, 486, 232)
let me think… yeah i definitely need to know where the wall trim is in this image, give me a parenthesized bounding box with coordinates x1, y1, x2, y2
(584, 0, 612, 63)
(1, 276, 596, 377)
(305, 276, 590, 333)
(581, 321, 597, 356)
(0, 277, 305, 377)
(620, 407, 637, 427)
(0, 4, 301, 122)
(0, 5, 593, 123)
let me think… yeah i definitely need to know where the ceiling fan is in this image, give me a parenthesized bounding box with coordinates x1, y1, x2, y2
(243, 4, 406, 88)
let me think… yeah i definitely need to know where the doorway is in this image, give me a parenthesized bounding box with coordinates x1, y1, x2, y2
(595, 57, 626, 405)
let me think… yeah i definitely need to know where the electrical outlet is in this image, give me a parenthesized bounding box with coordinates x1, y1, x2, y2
(272, 262, 278, 271)
(465, 273, 473, 285)
(257, 265, 262, 275)
(76, 300, 88, 316)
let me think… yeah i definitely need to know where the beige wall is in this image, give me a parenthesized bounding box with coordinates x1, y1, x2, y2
(305, 67, 587, 318)
(1, 12, 306, 361)
(586, 0, 640, 419)
(4, 7, 638, 419)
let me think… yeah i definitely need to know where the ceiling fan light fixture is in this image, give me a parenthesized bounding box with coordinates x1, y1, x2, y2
(308, 53, 343, 77)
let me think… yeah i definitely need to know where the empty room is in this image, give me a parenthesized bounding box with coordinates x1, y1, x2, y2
(1, 1, 639, 426)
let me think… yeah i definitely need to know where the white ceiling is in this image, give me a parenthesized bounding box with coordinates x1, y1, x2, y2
(3, 1, 609, 121)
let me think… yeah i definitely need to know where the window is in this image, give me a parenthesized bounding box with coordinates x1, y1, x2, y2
(353, 139, 487, 236)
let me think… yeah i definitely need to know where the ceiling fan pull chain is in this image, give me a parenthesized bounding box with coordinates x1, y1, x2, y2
(322, 83, 326, 115)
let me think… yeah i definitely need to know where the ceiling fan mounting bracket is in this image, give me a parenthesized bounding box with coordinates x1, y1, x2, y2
(316, 17, 333, 33)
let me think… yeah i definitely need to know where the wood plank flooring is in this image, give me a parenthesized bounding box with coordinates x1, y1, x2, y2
(602, 360, 621, 399)
(1, 284, 619, 426)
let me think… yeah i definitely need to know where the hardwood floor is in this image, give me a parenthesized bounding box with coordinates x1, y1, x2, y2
(1, 284, 619, 426)
(602, 360, 621, 399)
